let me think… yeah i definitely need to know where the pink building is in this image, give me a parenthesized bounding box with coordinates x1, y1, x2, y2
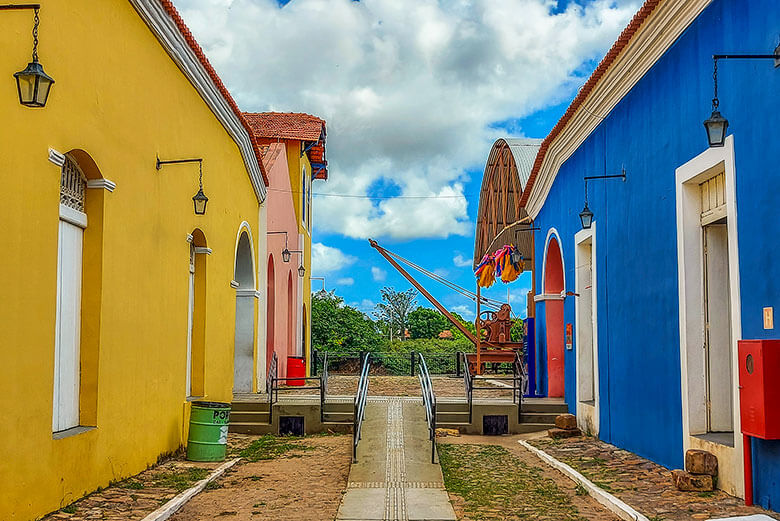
(247, 113, 328, 379)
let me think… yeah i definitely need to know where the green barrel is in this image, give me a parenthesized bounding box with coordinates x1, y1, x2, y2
(186, 401, 231, 462)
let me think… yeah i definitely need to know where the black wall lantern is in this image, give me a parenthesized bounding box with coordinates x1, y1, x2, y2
(579, 202, 594, 229)
(579, 168, 626, 230)
(704, 48, 780, 147)
(156, 157, 208, 215)
(1, 4, 54, 107)
(298, 264, 306, 277)
(268, 231, 293, 262)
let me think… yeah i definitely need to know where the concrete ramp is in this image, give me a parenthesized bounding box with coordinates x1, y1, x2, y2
(337, 398, 456, 521)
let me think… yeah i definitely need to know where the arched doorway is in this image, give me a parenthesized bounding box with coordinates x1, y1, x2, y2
(287, 271, 294, 357)
(544, 236, 565, 397)
(266, 255, 276, 369)
(233, 229, 255, 393)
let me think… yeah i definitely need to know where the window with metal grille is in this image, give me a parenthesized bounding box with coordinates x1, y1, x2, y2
(60, 156, 86, 212)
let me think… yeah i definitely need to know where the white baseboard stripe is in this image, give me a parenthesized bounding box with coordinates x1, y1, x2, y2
(141, 457, 241, 521)
(518, 440, 650, 521)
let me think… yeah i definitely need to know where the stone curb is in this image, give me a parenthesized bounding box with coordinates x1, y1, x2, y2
(517, 440, 650, 521)
(140, 458, 241, 521)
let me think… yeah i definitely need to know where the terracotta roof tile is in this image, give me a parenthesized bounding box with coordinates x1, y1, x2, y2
(243, 112, 326, 142)
(158, 1, 269, 187)
(519, 0, 660, 207)
(244, 112, 328, 180)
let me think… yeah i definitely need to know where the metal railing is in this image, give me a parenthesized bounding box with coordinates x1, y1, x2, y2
(460, 352, 474, 423)
(459, 350, 526, 423)
(266, 351, 327, 425)
(353, 353, 371, 463)
(320, 351, 329, 423)
(418, 354, 437, 463)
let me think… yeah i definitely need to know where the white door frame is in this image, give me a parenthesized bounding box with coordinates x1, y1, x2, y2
(675, 135, 743, 496)
(574, 223, 599, 436)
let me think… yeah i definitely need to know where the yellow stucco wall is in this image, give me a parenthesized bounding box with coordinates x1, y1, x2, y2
(284, 142, 313, 374)
(0, 2, 262, 519)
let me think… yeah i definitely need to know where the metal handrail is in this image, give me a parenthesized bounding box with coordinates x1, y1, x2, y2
(353, 353, 371, 463)
(418, 354, 437, 463)
(460, 352, 473, 424)
(267, 352, 279, 424)
(320, 352, 329, 423)
(513, 350, 526, 422)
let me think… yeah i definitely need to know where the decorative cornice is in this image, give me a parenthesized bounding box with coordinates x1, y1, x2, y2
(186, 234, 194, 243)
(230, 280, 240, 289)
(128, 0, 267, 202)
(194, 247, 212, 255)
(48, 148, 65, 167)
(86, 179, 117, 192)
(524, 0, 713, 218)
(534, 293, 566, 302)
(236, 288, 261, 298)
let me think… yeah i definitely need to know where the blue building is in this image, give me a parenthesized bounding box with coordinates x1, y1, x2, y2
(476, 0, 780, 509)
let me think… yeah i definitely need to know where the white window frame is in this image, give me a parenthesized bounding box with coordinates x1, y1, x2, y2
(574, 223, 599, 436)
(675, 135, 743, 496)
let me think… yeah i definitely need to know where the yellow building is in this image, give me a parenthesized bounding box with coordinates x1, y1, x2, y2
(245, 113, 328, 378)
(0, 2, 270, 519)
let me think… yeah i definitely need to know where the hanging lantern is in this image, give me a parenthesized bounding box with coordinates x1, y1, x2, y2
(579, 202, 594, 229)
(12, 7, 54, 107)
(298, 264, 306, 277)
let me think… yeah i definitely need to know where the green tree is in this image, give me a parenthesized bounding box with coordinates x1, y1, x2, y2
(373, 287, 417, 341)
(408, 306, 450, 339)
(311, 290, 382, 353)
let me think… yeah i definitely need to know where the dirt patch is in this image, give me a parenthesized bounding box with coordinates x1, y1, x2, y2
(529, 436, 779, 521)
(170, 434, 350, 521)
(438, 434, 619, 521)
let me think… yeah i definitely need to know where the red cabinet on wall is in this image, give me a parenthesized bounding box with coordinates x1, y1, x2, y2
(738, 340, 780, 439)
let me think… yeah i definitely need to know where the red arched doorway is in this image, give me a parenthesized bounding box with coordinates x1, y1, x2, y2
(544, 236, 565, 397)
(266, 255, 276, 368)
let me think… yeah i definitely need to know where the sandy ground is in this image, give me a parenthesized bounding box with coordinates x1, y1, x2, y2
(439, 434, 620, 521)
(169, 435, 350, 521)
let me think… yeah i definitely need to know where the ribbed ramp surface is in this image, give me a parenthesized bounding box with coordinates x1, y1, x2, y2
(337, 398, 456, 521)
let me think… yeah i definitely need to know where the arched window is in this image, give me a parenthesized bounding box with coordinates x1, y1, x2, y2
(53, 156, 87, 432)
(187, 229, 208, 398)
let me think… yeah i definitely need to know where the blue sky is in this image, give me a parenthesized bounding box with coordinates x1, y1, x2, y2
(177, 0, 638, 320)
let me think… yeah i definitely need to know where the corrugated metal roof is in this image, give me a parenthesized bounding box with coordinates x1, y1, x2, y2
(504, 138, 543, 189)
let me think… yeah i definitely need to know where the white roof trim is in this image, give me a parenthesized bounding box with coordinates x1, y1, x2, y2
(129, 0, 266, 202)
(525, 0, 712, 219)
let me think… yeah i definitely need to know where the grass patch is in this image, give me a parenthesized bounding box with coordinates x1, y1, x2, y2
(574, 483, 588, 496)
(237, 435, 313, 462)
(438, 444, 587, 520)
(151, 467, 210, 492)
(61, 504, 77, 514)
(122, 479, 145, 490)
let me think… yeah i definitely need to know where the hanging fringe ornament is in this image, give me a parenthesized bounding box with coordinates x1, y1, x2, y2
(474, 253, 496, 288)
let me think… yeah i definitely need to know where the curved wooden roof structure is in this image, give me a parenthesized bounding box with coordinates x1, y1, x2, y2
(473, 138, 543, 270)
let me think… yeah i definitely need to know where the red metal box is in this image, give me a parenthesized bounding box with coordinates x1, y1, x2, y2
(738, 340, 780, 439)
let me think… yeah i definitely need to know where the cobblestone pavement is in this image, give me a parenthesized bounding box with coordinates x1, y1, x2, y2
(41, 453, 223, 520)
(530, 436, 779, 521)
(282, 375, 512, 397)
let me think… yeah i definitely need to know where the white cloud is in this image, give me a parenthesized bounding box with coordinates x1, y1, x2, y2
(371, 266, 387, 282)
(451, 304, 475, 320)
(336, 277, 355, 286)
(433, 268, 450, 278)
(311, 242, 357, 273)
(453, 253, 473, 268)
(178, 0, 638, 240)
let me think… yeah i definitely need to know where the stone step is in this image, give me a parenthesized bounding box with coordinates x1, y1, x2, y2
(323, 401, 354, 413)
(435, 402, 469, 413)
(521, 402, 568, 414)
(520, 412, 558, 424)
(230, 401, 270, 412)
(436, 411, 471, 423)
(230, 410, 270, 423)
(322, 411, 354, 423)
(229, 422, 272, 435)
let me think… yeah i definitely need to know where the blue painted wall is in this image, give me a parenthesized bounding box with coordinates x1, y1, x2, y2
(531, 0, 780, 506)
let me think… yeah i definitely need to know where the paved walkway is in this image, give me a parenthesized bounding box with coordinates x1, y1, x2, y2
(337, 398, 457, 521)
